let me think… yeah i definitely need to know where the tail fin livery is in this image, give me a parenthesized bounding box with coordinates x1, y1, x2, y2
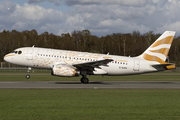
(140, 31, 176, 64)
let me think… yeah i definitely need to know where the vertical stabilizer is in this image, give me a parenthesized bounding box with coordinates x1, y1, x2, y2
(140, 31, 175, 64)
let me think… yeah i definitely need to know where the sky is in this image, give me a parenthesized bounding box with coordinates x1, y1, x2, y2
(0, 0, 180, 37)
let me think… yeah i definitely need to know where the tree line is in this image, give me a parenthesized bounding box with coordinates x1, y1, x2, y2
(0, 29, 180, 66)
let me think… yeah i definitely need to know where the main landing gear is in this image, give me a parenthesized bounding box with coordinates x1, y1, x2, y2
(80, 71, 89, 84)
(26, 67, 31, 79)
(80, 75, 89, 84)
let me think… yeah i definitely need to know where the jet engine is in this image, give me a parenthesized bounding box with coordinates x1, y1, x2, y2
(51, 65, 80, 77)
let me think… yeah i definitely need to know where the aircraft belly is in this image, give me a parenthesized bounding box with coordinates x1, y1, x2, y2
(102, 66, 133, 75)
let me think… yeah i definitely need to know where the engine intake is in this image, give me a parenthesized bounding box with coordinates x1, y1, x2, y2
(51, 65, 80, 77)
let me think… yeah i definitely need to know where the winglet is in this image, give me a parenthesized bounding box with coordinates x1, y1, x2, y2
(140, 31, 176, 64)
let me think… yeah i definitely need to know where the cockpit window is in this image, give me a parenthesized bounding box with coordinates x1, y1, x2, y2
(18, 51, 22, 54)
(11, 50, 22, 54)
(12, 51, 16, 53)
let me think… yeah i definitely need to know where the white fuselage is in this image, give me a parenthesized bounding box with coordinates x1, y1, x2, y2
(4, 47, 158, 76)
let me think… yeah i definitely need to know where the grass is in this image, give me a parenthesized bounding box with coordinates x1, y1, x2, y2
(0, 89, 180, 120)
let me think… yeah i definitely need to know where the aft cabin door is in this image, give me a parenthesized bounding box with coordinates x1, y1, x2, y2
(133, 59, 140, 71)
(26, 48, 34, 60)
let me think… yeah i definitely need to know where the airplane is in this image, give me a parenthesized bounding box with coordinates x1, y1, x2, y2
(4, 31, 176, 84)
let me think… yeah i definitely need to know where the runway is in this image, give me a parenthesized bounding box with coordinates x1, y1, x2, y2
(0, 81, 180, 89)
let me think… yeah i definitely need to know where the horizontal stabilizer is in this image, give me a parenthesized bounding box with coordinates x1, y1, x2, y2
(151, 63, 175, 70)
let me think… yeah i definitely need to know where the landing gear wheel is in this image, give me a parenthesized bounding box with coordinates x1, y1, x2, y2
(81, 77, 89, 84)
(26, 67, 31, 79)
(26, 74, 30, 79)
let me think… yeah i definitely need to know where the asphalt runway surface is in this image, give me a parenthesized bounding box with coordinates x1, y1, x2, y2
(0, 81, 180, 89)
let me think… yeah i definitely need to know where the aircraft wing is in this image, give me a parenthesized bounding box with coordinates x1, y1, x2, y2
(73, 59, 113, 70)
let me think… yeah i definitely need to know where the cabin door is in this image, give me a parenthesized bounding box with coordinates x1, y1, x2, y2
(133, 59, 140, 71)
(26, 48, 34, 60)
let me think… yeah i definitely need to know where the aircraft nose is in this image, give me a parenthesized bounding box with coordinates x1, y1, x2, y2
(4, 54, 11, 63)
(4, 55, 8, 62)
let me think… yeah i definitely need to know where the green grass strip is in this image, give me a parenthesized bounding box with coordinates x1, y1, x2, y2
(0, 89, 180, 120)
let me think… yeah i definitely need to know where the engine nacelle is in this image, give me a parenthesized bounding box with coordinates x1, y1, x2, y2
(51, 65, 80, 77)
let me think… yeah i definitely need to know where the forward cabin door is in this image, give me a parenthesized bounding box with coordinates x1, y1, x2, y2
(133, 59, 140, 71)
(26, 47, 34, 60)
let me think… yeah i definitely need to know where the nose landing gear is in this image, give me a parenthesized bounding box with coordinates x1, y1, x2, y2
(26, 74, 30, 79)
(26, 67, 31, 79)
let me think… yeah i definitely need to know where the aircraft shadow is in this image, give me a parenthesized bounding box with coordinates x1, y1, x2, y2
(54, 81, 110, 85)
(53, 81, 175, 85)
